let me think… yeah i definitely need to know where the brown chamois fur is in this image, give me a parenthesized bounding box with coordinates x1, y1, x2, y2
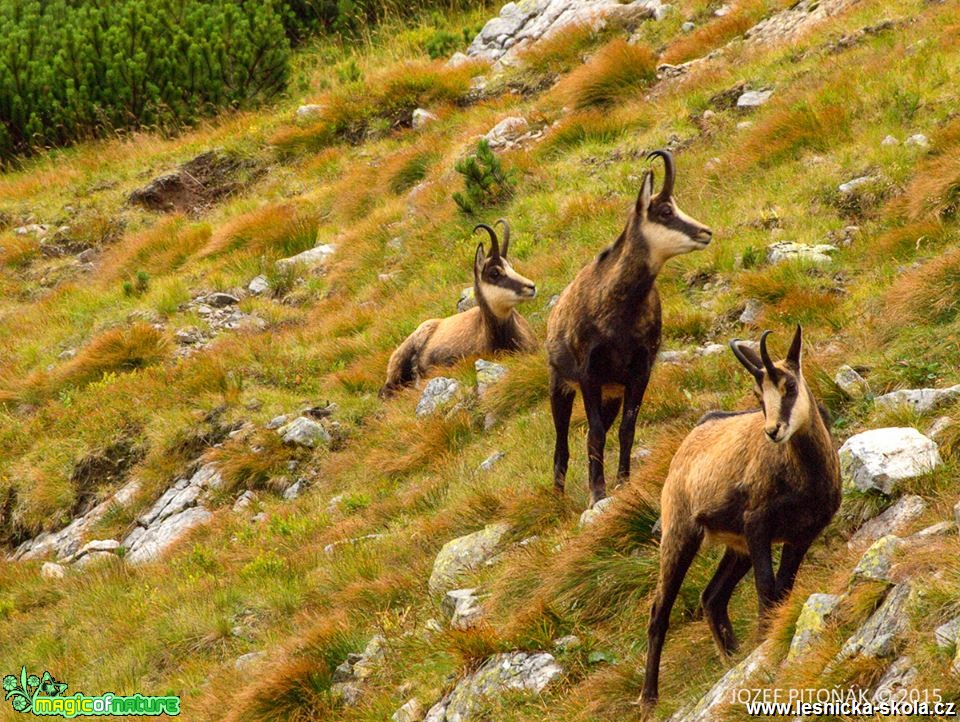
(546, 150, 713, 505)
(380, 220, 537, 396)
(640, 326, 841, 709)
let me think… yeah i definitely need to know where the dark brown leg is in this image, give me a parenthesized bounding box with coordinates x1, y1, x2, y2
(580, 377, 607, 506)
(617, 357, 651, 483)
(550, 373, 574, 495)
(702, 548, 752, 657)
(601, 397, 622, 433)
(745, 519, 776, 629)
(773, 538, 813, 603)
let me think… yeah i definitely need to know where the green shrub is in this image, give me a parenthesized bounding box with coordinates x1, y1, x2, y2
(425, 29, 462, 59)
(453, 140, 517, 214)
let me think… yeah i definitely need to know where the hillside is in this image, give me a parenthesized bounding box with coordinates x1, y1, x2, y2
(1, 0, 960, 719)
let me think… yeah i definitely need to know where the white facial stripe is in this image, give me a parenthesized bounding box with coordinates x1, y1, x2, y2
(479, 260, 536, 317)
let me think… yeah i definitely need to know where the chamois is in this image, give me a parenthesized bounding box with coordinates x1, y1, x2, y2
(380, 220, 537, 396)
(546, 150, 713, 506)
(640, 326, 841, 709)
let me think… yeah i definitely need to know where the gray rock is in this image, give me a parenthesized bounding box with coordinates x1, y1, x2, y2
(248, 275, 270, 295)
(457, 286, 476, 313)
(76, 248, 97, 264)
(124, 506, 212, 564)
(737, 89, 774, 107)
(767, 241, 837, 264)
(579, 496, 615, 527)
(14, 223, 50, 237)
(323, 533, 384, 556)
(736, 120, 754, 130)
(276, 243, 336, 271)
(835, 365, 871, 398)
(906, 520, 955, 541)
(553, 635, 581, 651)
(75, 551, 117, 568)
(851, 534, 902, 583)
(697, 343, 726, 356)
(475, 359, 506, 397)
(682, 20, 696, 31)
(840, 428, 941, 495)
(428, 522, 510, 594)
(881, 135, 899, 146)
(839, 175, 880, 194)
(478, 451, 505, 472)
(875, 385, 960, 414)
(234, 651, 266, 671)
(849, 495, 926, 547)
(233, 491, 257, 512)
(41, 562, 66, 580)
(926, 415, 954, 441)
(934, 617, 960, 650)
(416, 377, 462, 417)
(905, 133, 929, 148)
(442, 588, 485, 630)
(446, 51, 471, 68)
(58, 348, 77, 360)
(838, 582, 913, 661)
(483, 116, 529, 149)
(392, 698, 424, 722)
(204, 292, 239, 308)
(787, 593, 842, 662)
(278, 416, 330, 448)
(283, 480, 303, 500)
(871, 656, 917, 704)
(296, 104, 324, 121)
(739, 299, 763, 325)
(413, 108, 439, 129)
(714, 3, 732, 15)
(265, 414, 290, 430)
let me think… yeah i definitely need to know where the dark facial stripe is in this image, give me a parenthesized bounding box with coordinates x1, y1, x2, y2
(651, 200, 706, 238)
(482, 261, 532, 293)
(778, 378, 798, 426)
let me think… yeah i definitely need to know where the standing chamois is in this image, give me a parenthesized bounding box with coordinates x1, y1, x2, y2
(640, 326, 841, 709)
(380, 220, 537, 396)
(546, 150, 713, 506)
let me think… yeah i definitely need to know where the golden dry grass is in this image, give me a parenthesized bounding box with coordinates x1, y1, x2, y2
(554, 39, 657, 110)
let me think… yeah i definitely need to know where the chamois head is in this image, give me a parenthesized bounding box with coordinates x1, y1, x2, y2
(730, 326, 812, 444)
(629, 149, 712, 269)
(473, 220, 537, 317)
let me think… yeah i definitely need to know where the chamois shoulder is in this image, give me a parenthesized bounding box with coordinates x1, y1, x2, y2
(695, 408, 760, 427)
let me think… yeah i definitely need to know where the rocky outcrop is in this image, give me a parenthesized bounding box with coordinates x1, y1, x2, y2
(428, 523, 511, 594)
(670, 641, 774, 722)
(839, 428, 941, 495)
(393, 698, 424, 722)
(128, 150, 259, 214)
(834, 365, 871, 398)
(417, 378, 462, 417)
(442, 588, 485, 630)
(122, 464, 222, 564)
(767, 241, 837, 264)
(787, 593, 841, 662)
(332, 636, 386, 707)
(874, 385, 960, 414)
(276, 243, 336, 272)
(277, 416, 331, 448)
(745, 0, 861, 47)
(849, 495, 926, 547)
(475, 359, 506, 397)
(466, 0, 666, 65)
(424, 651, 562, 721)
(837, 582, 913, 661)
(871, 656, 918, 703)
(851, 534, 901, 583)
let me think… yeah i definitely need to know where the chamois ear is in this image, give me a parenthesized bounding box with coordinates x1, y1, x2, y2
(786, 324, 803, 369)
(636, 170, 654, 216)
(495, 218, 510, 257)
(729, 339, 764, 381)
(475, 242, 486, 269)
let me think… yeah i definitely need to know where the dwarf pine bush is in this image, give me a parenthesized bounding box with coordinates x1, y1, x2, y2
(453, 139, 517, 214)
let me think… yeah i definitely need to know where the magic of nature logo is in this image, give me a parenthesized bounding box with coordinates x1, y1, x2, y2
(3, 667, 180, 717)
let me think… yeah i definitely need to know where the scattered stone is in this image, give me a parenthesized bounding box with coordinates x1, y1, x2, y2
(331, 636, 386, 706)
(296, 104, 324, 121)
(670, 641, 774, 722)
(837, 582, 913, 661)
(834, 365, 871, 399)
(851, 535, 902, 584)
(428, 522, 511, 594)
(58, 348, 77, 360)
(442, 588, 485, 630)
(906, 520, 955, 541)
(767, 241, 837, 264)
(697, 343, 726, 356)
(457, 286, 476, 313)
(682, 20, 696, 31)
(871, 656, 917, 704)
(248, 275, 270, 295)
(75, 551, 117, 568)
(838, 175, 880, 194)
(658, 350, 687, 364)
(76, 248, 97, 264)
(234, 651, 266, 671)
(265, 414, 290, 430)
(881, 135, 899, 146)
(788, 593, 842, 662)
(736, 120, 754, 130)
(41, 562, 66, 580)
(875, 385, 960, 414)
(392, 698, 424, 722)
(849, 495, 926, 548)
(252, 512, 267, 523)
(413, 108, 439, 129)
(276, 244, 336, 272)
(905, 133, 929, 148)
(479, 451, 505, 472)
(424, 651, 562, 721)
(840, 428, 942, 495)
(475, 359, 506, 397)
(283, 480, 303, 500)
(737, 89, 774, 108)
(926, 416, 954, 441)
(739, 299, 763, 325)
(204, 292, 239, 308)
(483, 116, 529, 149)
(714, 4, 732, 16)
(278, 416, 330, 448)
(553, 635, 581, 651)
(745, 0, 861, 47)
(446, 51, 471, 68)
(323, 534, 384, 556)
(579, 496, 615, 527)
(416, 378, 462, 417)
(14, 223, 50, 237)
(233, 491, 257, 512)
(934, 617, 960, 650)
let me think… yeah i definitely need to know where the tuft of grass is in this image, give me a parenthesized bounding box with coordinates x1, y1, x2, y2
(555, 39, 657, 110)
(540, 110, 632, 154)
(661, 0, 773, 65)
(735, 98, 851, 169)
(885, 246, 960, 325)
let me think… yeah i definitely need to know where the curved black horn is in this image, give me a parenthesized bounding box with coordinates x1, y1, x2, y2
(473, 223, 500, 258)
(759, 330, 779, 379)
(647, 149, 675, 198)
(495, 218, 510, 257)
(729, 338, 762, 380)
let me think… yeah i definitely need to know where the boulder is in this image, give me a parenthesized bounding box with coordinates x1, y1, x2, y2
(851, 535, 902, 583)
(787, 593, 842, 662)
(837, 582, 913, 661)
(204, 292, 239, 308)
(475, 359, 506, 397)
(579, 496, 615, 527)
(739, 298, 763, 324)
(416, 378, 462, 417)
(392, 698, 424, 722)
(874, 385, 960, 414)
(278, 416, 330, 448)
(834, 365, 871, 399)
(736, 89, 774, 107)
(767, 241, 837, 264)
(839, 428, 941, 495)
(934, 616, 960, 650)
(483, 116, 529, 149)
(41, 562, 66, 580)
(124, 507, 212, 564)
(457, 287, 476, 313)
(428, 522, 511, 594)
(248, 275, 270, 295)
(282, 480, 303, 500)
(849, 495, 926, 547)
(413, 108, 439, 129)
(442, 588, 485, 630)
(906, 520, 955, 541)
(871, 656, 917, 704)
(276, 244, 336, 271)
(425, 651, 562, 721)
(233, 490, 257, 512)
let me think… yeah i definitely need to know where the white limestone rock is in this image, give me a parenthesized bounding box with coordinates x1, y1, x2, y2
(839, 428, 941, 495)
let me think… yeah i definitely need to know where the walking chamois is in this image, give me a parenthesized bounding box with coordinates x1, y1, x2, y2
(546, 150, 713, 506)
(640, 326, 841, 709)
(381, 220, 537, 396)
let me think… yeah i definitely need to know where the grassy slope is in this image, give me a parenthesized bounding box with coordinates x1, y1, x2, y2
(1, 0, 960, 719)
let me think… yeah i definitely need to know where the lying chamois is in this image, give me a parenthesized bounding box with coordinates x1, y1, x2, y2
(546, 150, 713, 506)
(640, 326, 841, 709)
(380, 221, 537, 396)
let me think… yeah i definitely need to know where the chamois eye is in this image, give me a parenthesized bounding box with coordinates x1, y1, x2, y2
(785, 380, 797, 393)
(661, 205, 673, 217)
(488, 268, 501, 279)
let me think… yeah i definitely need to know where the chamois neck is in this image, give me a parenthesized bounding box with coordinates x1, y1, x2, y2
(474, 280, 514, 322)
(786, 390, 835, 472)
(603, 231, 659, 306)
